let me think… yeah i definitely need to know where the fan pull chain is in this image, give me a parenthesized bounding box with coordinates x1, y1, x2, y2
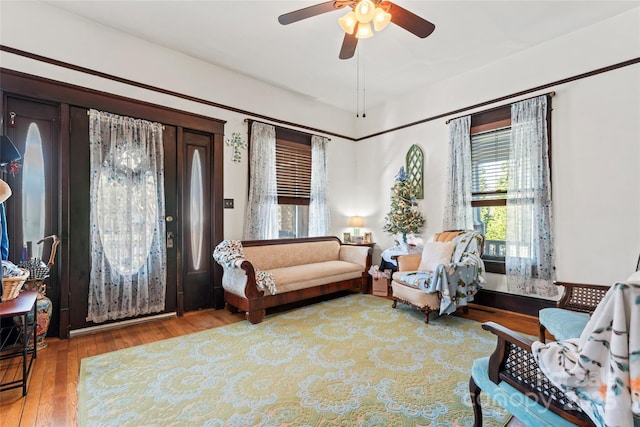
(356, 48, 360, 118)
(355, 44, 367, 118)
(362, 45, 366, 118)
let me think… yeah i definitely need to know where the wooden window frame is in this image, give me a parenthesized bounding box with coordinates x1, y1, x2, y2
(469, 97, 552, 275)
(470, 104, 511, 274)
(275, 138, 311, 206)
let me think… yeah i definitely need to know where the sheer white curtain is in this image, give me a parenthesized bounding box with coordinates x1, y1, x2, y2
(87, 110, 166, 323)
(244, 122, 279, 240)
(443, 115, 473, 230)
(309, 135, 330, 236)
(506, 96, 556, 296)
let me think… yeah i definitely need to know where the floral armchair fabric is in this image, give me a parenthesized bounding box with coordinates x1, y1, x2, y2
(393, 230, 485, 315)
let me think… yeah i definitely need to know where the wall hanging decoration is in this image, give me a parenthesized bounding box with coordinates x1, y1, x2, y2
(225, 132, 247, 163)
(405, 144, 424, 199)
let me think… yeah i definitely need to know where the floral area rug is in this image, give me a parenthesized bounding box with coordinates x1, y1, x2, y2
(78, 294, 511, 426)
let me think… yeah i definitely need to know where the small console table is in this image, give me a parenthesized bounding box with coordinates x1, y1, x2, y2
(0, 290, 38, 396)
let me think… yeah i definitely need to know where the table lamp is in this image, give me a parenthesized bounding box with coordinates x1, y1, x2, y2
(349, 216, 364, 238)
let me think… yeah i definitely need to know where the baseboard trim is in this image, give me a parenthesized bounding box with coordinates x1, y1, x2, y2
(473, 290, 554, 316)
(69, 312, 177, 338)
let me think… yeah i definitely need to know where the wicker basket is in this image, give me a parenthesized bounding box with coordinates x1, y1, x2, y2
(2, 268, 30, 302)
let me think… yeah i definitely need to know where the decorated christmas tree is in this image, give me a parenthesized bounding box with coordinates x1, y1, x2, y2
(383, 167, 425, 243)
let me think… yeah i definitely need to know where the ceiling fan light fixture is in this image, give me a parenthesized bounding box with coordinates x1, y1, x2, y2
(354, 0, 375, 23)
(355, 21, 374, 39)
(373, 7, 391, 31)
(338, 11, 357, 34)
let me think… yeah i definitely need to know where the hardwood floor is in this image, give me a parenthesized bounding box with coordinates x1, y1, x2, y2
(0, 296, 541, 427)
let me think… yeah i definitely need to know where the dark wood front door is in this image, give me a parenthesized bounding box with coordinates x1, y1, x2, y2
(3, 96, 60, 335)
(67, 107, 180, 330)
(181, 130, 214, 311)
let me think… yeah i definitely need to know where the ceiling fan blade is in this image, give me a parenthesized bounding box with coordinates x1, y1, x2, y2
(339, 31, 358, 60)
(383, 1, 435, 38)
(278, 1, 339, 25)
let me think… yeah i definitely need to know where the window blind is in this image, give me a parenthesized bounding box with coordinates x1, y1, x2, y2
(471, 127, 510, 200)
(275, 139, 311, 204)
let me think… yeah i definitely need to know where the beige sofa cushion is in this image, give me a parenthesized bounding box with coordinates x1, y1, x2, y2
(243, 241, 340, 270)
(269, 260, 363, 294)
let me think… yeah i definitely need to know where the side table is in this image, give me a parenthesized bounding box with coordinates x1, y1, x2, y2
(0, 290, 38, 396)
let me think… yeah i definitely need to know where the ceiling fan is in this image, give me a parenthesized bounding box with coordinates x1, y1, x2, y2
(278, 0, 435, 60)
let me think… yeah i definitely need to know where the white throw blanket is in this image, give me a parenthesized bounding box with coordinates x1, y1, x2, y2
(532, 282, 640, 427)
(212, 240, 276, 295)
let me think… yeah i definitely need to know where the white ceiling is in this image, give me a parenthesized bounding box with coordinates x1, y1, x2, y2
(45, 0, 638, 113)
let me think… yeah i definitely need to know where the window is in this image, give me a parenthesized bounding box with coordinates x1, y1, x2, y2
(275, 130, 312, 238)
(470, 106, 511, 274)
(471, 127, 509, 273)
(470, 102, 552, 275)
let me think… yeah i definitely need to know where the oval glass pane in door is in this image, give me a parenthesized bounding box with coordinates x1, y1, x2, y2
(97, 147, 157, 275)
(190, 149, 204, 270)
(22, 123, 46, 259)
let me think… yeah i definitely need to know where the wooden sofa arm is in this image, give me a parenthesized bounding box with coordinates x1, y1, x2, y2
(481, 321, 593, 426)
(554, 281, 609, 313)
(238, 260, 264, 299)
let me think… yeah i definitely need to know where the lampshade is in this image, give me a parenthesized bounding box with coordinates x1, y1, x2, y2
(373, 7, 391, 32)
(354, 0, 376, 23)
(338, 11, 357, 34)
(356, 22, 374, 39)
(0, 135, 21, 166)
(349, 216, 364, 227)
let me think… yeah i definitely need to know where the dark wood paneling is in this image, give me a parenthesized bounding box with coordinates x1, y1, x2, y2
(1, 69, 225, 135)
(472, 289, 554, 317)
(68, 106, 91, 331)
(1, 46, 351, 140)
(4, 96, 60, 336)
(182, 130, 213, 312)
(212, 133, 224, 309)
(163, 125, 178, 314)
(58, 103, 70, 338)
(470, 105, 510, 129)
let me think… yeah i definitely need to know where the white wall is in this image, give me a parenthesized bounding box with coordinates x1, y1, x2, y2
(0, 0, 359, 241)
(1, 2, 639, 296)
(356, 8, 640, 296)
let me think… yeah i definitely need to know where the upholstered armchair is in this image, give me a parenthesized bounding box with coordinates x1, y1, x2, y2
(538, 281, 609, 342)
(390, 230, 484, 323)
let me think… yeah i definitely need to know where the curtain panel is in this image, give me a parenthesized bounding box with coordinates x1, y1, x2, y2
(308, 135, 330, 237)
(443, 115, 473, 230)
(87, 109, 167, 323)
(506, 96, 556, 296)
(244, 122, 279, 240)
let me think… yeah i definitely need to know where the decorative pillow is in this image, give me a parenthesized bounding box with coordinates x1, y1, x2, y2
(627, 270, 640, 283)
(418, 241, 456, 271)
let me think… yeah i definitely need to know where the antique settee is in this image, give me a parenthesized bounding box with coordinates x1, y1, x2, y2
(213, 236, 371, 324)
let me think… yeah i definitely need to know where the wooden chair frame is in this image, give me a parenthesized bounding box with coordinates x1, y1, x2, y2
(538, 281, 609, 342)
